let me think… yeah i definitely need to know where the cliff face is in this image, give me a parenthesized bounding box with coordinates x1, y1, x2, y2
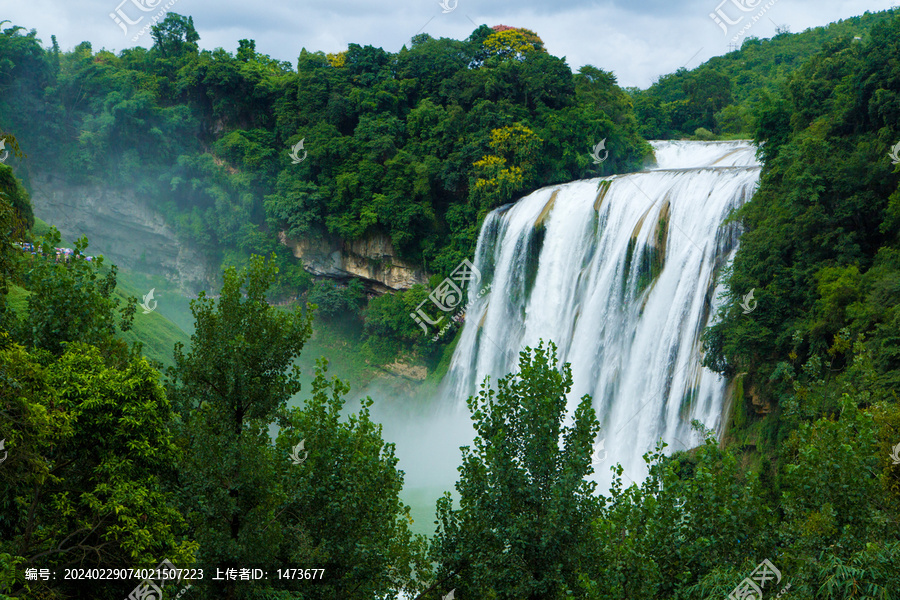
(27, 175, 425, 294)
(29, 175, 215, 292)
(278, 231, 427, 293)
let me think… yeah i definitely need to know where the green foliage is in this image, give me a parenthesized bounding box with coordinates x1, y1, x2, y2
(0, 165, 30, 304)
(0, 164, 32, 232)
(168, 253, 312, 429)
(150, 13, 200, 58)
(308, 278, 365, 320)
(692, 127, 717, 141)
(0, 16, 653, 361)
(273, 362, 430, 599)
(2, 11, 899, 600)
(0, 196, 20, 300)
(703, 13, 900, 410)
(362, 284, 441, 362)
(689, 17, 900, 595)
(582, 429, 773, 600)
(0, 16, 648, 285)
(630, 10, 898, 138)
(0, 341, 196, 599)
(163, 254, 427, 598)
(13, 228, 136, 360)
(429, 342, 600, 598)
(166, 254, 313, 598)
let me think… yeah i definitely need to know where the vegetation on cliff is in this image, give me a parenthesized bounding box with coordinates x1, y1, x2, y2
(1, 8, 900, 599)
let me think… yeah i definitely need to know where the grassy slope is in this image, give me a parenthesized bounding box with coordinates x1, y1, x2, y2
(288, 318, 404, 405)
(29, 217, 413, 386)
(113, 279, 191, 368)
(17, 219, 191, 368)
(8, 280, 189, 368)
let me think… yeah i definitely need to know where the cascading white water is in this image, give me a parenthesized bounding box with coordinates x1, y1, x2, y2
(440, 140, 761, 491)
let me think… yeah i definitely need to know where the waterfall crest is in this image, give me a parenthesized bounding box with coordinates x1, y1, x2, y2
(441, 140, 761, 489)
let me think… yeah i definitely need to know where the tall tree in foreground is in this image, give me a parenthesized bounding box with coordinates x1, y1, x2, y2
(273, 362, 430, 600)
(428, 341, 601, 599)
(167, 254, 312, 600)
(9, 226, 136, 364)
(167, 254, 426, 600)
(0, 341, 195, 600)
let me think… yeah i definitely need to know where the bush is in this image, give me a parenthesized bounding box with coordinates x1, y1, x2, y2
(692, 127, 717, 141)
(308, 279, 365, 319)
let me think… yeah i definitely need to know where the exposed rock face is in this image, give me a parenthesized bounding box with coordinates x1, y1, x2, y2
(278, 231, 427, 293)
(27, 175, 424, 295)
(29, 175, 215, 292)
(384, 360, 428, 381)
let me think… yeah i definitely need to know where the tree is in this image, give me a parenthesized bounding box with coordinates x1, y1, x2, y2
(166, 254, 312, 599)
(0, 15, 651, 359)
(0, 162, 30, 312)
(683, 70, 732, 132)
(0, 163, 32, 232)
(150, 13, 200, 59)
(481, 28, 545, 61)
(0, 341, 196, 599)
(307, 278, 365, 320)
(16, 229, 136, 361)
(470, 123, 543, 214)
(776, 395, 900, 598)
(236, 38, 255, 62)
(428, 341, 600, 599)
(167, 254, 426, 599)
(272, 362, 430, 600)
(588, 428, 774, 600)
(0, 192, 21, 299)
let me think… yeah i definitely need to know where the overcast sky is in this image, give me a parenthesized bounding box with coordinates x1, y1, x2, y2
(3, 0, 895, 88)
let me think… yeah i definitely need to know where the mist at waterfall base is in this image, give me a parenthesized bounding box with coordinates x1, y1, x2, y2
(365, 382, 475, 536)
(367, 141, 761, 535)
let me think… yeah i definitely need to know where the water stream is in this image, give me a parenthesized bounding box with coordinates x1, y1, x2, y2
(376, 140, 761, 531)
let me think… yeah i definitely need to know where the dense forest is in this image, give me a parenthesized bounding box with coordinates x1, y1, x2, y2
(0, 15, 650, 362)
(629, 10, 896, 139)
(2, 6, 900, 600)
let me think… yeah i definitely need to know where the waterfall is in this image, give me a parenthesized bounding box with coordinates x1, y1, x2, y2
(440, 140, 761, 490)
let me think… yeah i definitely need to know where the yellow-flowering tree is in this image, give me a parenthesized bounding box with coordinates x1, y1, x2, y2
(471, 155, 524, 212)
(326, 50, 347, 67)
(488, 123, 543, 173)
(470, 123, 542, 212)
(482, 28, 544, 61)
